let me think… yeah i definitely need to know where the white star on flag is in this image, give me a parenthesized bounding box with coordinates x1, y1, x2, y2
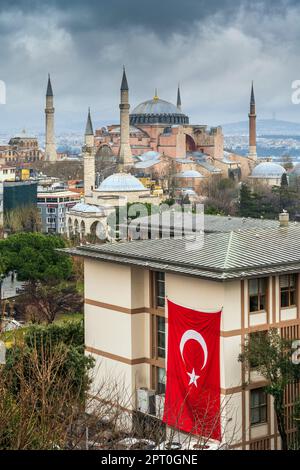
(187, 368, 200, 387)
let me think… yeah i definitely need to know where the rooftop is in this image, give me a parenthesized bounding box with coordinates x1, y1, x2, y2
(65, 222, 300, 281)
(175, 170, 205, 178)
(37, 190, 80, 198)
(134, 211, 282, 233)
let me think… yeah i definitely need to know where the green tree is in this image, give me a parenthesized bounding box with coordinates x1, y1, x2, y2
(293, 399, 300, 448)
(239, 328, 300, 450)
(239, 183, 260, 218)
(0, 233, 72, 286)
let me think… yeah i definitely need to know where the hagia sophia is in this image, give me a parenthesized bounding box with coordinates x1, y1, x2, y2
(94, 69, 255, 184)
(1, 69, 290, 239)
(63, 68, 291, 239)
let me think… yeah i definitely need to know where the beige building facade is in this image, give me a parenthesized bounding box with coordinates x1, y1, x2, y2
(68, 221, 300, 450)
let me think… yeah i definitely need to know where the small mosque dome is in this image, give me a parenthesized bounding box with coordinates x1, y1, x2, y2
(71, 202, 104, 213)
(176, 170, 204, 178)
(96, 173, 147, 192)
(251, 162, 286, 178)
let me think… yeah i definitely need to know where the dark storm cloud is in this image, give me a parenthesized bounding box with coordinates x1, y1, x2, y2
(0, 0, 293, 35)
(1, 0, 300, 132)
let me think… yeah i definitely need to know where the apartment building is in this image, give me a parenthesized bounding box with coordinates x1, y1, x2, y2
(37, 190, 80, 234)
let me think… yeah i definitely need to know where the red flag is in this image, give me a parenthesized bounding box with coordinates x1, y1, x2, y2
(163, 299, 221, 441)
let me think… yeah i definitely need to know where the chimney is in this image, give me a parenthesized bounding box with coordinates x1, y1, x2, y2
(279, 211, 289, 227)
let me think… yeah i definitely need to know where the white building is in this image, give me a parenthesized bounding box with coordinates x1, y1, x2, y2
(0, 165, 16, 182)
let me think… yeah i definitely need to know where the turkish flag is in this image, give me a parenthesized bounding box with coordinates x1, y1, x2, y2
(163, 299, 222, 441)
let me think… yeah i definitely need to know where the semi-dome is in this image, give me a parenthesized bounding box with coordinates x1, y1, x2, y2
(175, 170, 204, 178)
(130, 94, 189, 126)
(96, 173, 147, 192)
(71, 202, 104, 213)
(251, 162, 286, 178)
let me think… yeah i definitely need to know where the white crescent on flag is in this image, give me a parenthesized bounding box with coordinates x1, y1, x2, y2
(179, 329, 208, 387)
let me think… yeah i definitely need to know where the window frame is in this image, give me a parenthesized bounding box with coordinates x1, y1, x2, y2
(249, 277, 268, 314)
(150, 271, 166, 393)
(280, 274, 297, 309)
(250, 388, 268, 426)
(153, 271, 165, 309)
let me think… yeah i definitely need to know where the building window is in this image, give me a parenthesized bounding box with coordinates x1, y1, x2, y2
(280, 274, 297, 308)
(150, 272, 166, 395)
(154, 271, 165, 308)
(152, 366, 166, 394)
(157, 316, 166, 359)
(249, 278, 267, 313)
(151, 314, 166, 360)
(250, 388, 267, 426)
(157, 367, 166, 394)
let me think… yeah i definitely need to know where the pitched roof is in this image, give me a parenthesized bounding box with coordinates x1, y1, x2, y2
(131, 213, 282, 234)
(64, 224, 300, 281)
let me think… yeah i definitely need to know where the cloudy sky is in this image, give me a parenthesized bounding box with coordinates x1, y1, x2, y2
(1, 0, 300, 133)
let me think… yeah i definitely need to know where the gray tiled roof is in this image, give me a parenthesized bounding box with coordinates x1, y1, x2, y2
(129, 213, 283, 234)
(65, 224, 300, 281)
(196, 160, 221, 173)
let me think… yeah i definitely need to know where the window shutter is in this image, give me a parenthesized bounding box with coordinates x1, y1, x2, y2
(280, 275, 289, 288)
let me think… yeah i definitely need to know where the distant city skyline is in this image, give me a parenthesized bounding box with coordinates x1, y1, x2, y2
(1, 0, 300, 132)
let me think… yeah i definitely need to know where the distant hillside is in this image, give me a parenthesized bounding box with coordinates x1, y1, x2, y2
(222, 119, 300, 136)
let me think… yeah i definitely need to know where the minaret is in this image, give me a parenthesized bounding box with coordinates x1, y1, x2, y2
(118, 67, 132, 168)
(177, 84, 182, 111)
(248, 81, 257, 159)
(83, 108, 95, 196)
(45, 74, 57, 162)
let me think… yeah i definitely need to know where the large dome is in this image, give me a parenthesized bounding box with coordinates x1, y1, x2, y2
(96, 173, 147, 192)
(130, 96, 189, 126)
(251, 162, 286, 178)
